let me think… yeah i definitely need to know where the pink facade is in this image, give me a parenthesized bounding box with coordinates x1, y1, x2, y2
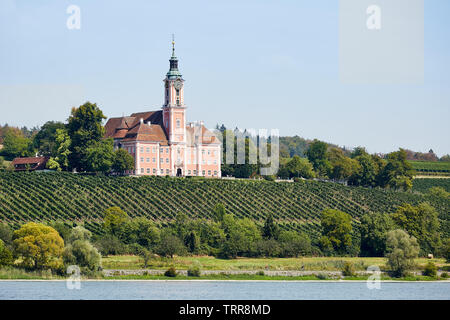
(104, 43, 221, 178)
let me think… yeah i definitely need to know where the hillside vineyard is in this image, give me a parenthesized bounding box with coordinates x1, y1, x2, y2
(1, 173, 448, 240)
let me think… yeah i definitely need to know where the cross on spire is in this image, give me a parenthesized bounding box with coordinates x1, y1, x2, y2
(172, 34, 175, 57)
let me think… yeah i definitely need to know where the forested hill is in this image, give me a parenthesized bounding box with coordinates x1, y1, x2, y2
(0, 172, 448, 240)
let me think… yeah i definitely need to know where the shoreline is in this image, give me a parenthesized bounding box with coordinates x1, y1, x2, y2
(1, 279, 450, 283)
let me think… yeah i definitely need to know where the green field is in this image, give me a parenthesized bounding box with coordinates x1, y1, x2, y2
(101, 255, 449, 271)
(0, 172, 449, 240)
(412, 178, 450, 193)
(410, 161, 450, 173)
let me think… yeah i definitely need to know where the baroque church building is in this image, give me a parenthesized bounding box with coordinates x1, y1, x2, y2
(105, 41, 221, 177)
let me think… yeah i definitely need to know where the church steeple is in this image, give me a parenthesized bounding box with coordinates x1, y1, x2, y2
(163, 36, 186, 144)
(167, 35, 182, 79)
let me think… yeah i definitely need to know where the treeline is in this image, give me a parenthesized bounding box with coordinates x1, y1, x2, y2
(2, 201, 448, 277)
(0, 102, 135, 174)
(281, 142, 416, 191)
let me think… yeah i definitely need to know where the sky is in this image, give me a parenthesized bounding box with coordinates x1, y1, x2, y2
(0, 0, 449, 156)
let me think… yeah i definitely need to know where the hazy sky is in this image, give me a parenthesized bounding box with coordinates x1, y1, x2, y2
(0, 0, 449, 156)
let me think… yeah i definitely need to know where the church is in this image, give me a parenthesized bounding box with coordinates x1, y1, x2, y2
(105, 41, 222, 178)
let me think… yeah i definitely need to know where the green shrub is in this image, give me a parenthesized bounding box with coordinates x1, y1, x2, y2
(257, 270, 265, 276)
(422, 262, 437, 278)
(164, 267, 177, 277)
(440, 272, 448, 279)
(0, 240, 13, 266)
(187, 266, 201, 277)
(316, 273, 328, 280)
(342, 261, 356, 277)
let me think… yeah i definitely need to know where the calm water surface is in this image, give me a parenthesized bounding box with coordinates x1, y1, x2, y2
(0, 281, 449, 300)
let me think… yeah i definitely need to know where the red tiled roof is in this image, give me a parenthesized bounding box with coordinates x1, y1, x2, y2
(12, 157, 49, 171)
(105, 110, 219, 146)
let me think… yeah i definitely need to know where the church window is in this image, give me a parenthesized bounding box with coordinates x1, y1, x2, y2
(193, 170, 197, 175)
(166, 158, 169, 163)
(152, 147, 156, 153)
(153, 158, 156, 163)
(202, 170, 205, 176)
(166, 169, 170, 175)
(147, 168, 150, 173)
(146, 158, 150, 163)
(160, 158, 164, 163)
(160, 169, 164, 174)
(146, 147, 150, 153)
(153, 168, 156, 174)
(208, 170, 211, 176)
(176, 119, 180, 128)
(141, 157, 144, 163)
(140, 147, 144, 153)
(141, 168, 144, 174)
(214, 171, 217, 176)
(166, 148, 169, 154)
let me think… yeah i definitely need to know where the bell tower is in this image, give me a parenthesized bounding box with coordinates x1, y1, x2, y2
(162, 36, 186, 143)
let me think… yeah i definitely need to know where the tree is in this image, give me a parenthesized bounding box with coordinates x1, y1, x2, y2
(13, 222, 64, 270)
(392, 203, 441, 255)
(121, 217, 160, 248)
(320, 209, 353, 254)
(50, 128, 72, 171)
(212, 203, 226, 222)
(185, 231, 201, 254)
(442, 238, 450, 263)
(103, 207, 129, 239)
(112, 148, 135, 174)
(1, 127, 34, 159)
(63, 239, 101, 274)
(278, 230, 311, 257)
(328, 148, 359, 181)
(219, 214, 261, 258)
(350, 146, 368, 159)
(360, 212, 394, 257)
(68, 226, 92, 242)
(156, 233, 186, 258)
(278, 155, 315, 179)
(67, 102, 106, 171)
(349, 154, 379, 187)
(378, 149, 415, 191)
(33, 121, 66, 157)
(93, 234, 126, 256)
(262, 213, 280, 240)
(385, 229, 420, 277)
(85, 138, 115, 173)
(0, 239, 13, 266)
(306, 140, 331, 177)
(48, 221, 73, 242)
(0, 223, 13, 248)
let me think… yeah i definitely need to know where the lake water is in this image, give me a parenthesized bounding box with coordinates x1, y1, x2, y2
(0, 281, 449, 300)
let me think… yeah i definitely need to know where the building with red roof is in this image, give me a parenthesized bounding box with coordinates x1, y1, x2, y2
(12, 157, 49, 171)
(104, 41, 221, 177)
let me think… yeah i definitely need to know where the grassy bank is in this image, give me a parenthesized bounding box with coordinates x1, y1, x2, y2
(102, 255, 449, 272)
(104, 273, 447, 281)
